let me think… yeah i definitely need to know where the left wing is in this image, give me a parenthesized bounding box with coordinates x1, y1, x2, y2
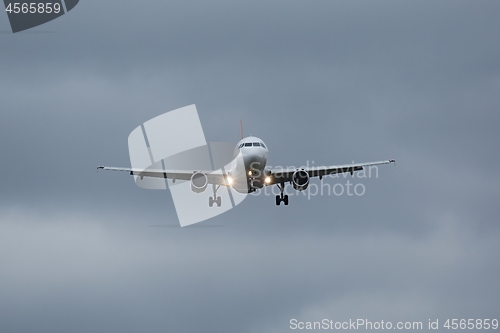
(97, 166, 229, 186)
(266, 159, 395, 185)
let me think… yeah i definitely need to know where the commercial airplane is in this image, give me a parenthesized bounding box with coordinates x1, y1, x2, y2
(98, 134, 395, 206)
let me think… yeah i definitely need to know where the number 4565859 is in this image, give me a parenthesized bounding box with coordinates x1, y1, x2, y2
(5, 2, 62, 14)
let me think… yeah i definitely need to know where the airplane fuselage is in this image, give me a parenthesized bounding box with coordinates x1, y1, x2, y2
(230, 136, 269, 193)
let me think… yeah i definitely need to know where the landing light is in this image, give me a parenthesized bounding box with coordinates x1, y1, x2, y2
(227, 176, 233, 185)
(265, 176, 271, 184)
(248, 171, 252, 176)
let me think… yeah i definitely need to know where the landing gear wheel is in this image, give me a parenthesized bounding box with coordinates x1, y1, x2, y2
(208, 184, 222, 207)
(275, 183, 289, 206)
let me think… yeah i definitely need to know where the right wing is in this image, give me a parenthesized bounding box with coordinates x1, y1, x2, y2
(266, 159, 395, 185)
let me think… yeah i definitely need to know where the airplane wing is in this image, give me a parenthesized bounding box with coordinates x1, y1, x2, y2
(266, 159, 395, 185)
(97, 166, 229, 186)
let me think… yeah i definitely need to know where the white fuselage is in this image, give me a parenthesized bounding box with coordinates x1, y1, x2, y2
(229, 136, 269, 193)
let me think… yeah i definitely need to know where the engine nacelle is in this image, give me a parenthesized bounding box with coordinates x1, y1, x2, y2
(190, 172, 208, 193)
(292, 169, 310, 191)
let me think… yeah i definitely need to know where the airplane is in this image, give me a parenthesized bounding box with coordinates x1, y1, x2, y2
(98, 131, 395, 206)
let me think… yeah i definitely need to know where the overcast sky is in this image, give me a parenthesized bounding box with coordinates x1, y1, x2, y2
(1, 1, 499, 332)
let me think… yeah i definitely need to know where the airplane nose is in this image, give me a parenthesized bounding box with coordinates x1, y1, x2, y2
(244, 155, 266, 169)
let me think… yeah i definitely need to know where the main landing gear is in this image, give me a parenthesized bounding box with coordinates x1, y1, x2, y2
(209, 184, 221, 207)
(275, 182, 289, 206)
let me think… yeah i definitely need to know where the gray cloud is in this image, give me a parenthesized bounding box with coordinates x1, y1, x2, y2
(1, 0, 499, 332)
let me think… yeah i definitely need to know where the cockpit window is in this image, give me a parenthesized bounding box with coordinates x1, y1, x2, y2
(239, 143, 244, 149)
(244, 142, 252, 147)
(261, 143, 266, 148)
(252, 142, 260, 146)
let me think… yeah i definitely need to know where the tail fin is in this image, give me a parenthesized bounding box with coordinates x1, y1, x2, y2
(240, 120, 243, 140)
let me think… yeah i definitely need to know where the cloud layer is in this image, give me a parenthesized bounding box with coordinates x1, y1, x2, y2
(1, 1, 499, 332)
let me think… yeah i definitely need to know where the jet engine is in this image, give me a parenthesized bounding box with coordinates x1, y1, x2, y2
(190, 172, 208, 193)
(292, 169, 310, 191)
